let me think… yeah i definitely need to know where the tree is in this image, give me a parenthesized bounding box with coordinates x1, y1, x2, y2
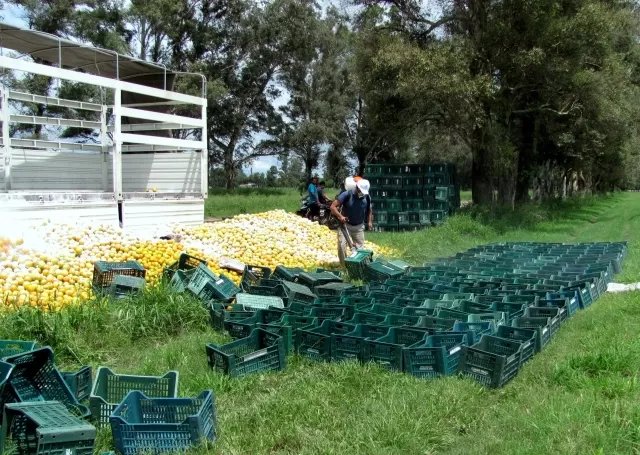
(266, 165, 280, 187)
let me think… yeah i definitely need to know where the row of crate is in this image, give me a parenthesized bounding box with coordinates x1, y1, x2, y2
(364, 163, 457, 177)
(371, 186, 458, 203)
(369, 174, 456, 188)
(0, 344, 216, 455)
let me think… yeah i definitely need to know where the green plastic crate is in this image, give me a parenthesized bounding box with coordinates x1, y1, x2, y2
(1, 401, 96, 455)
(169, 269, 195, 293)
(62, 366, 92, 402)
(344, 249, 374, 281)
(224, 308, 291, 339)
(163, 253, 207, 281)
(206, 328, 285, 377)
(296, 272, 342, 288)
(524, 306, 563, 336)
(241, 265, 272, 287)
(110, 390, 216, 455)
(510, 317, 551, 352)
(314, 282, 355, 297)
(458, 335, 524, 388)
(331, 323, 389, 362)
(281, 281, 317, 304)
(363, 261, 405, 282)
(404, 333, 466, 378)
(209, 303, 254, 330)
(452, 321, 496, 345)
(235, 293, 285, 310)
(363, 327, 429, 371)
(89, 367, 178, 425)
(0, 340, 36, 360)
(495, 326, 536, 363)
(188, 264, 240, 301)
(109, 275, 146, 299)
(93, 261, 146, 291)
(296, 320, 356, 361)
(259, 316, 319, 355)
(273, 266, 304, 282)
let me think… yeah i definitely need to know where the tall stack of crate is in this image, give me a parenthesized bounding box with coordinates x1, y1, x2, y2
(365, 163, 460, 232)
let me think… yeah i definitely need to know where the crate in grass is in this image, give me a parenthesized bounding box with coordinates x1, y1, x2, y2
(331, 324, 375, 362)
(259, 315, 319, 355)
(93, 261, 146, 292)
(1, 401, 96, 455)
(108, 275, 146, 299)
(169, 269, 195, 293)
(242, 265, 272, 287)
(495, 326, 536, 363)
(188, 264, 240, 301)
(452, 321, 496, 345)
(2, 348, 90, 420)
(273, 266, 304, 282)
(62, 366, 92, 402)
(458, 335, 525, 388)
(235, 293, 285, 310)
(523, 306, 563, 336)
(207, 328, 285, 377)
(282, 281, 317, 304)
(404, 333, 466, 379)
(163, 253, 207, 281)
(363, 327, 429, 371)
(510, 317, 551, 353)
(296, 320, 356, 361)
(364, 261, 405, 282)
(224, 308, 291, 339)
(547, 290, 580, 311)
(538, 297, 579, 319)
(110, 390, 216, 455)
(297, 272, 342, 288)
(0, 341, 36, 360)
(209, 303, 255, 330)
(89, 367, 178, 426)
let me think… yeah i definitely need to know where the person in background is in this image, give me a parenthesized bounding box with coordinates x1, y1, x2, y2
(307, 176, 320, 220)
(330, 179, 373, 265)
(318, 181, 330, 204)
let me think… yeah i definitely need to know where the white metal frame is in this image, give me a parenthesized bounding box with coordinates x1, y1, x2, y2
(0, 55, 208, 200)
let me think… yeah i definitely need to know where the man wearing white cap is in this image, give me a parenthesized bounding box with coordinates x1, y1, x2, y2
(330, 178, 373, 265)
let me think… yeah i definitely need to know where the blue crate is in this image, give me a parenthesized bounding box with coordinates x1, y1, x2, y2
(110, 390, 216, 455)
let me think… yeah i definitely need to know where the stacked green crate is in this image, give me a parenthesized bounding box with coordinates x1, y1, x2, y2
(367, 162, 460, 232)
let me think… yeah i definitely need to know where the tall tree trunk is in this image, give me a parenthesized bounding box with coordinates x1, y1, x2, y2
(515, 115, 538, 203)
(471, 126, 493, 206)
(224, 149, 235, 190)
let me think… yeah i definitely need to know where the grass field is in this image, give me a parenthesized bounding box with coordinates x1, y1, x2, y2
(3, 193, 639, 454)
(206, 187, 473, 218)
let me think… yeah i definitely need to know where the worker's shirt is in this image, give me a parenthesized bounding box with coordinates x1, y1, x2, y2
(337, 191, 371, 226)
(308, 183, 319, 204)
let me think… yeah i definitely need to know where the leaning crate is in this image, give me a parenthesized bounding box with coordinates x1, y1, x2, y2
(344, 249, 374, 281)
(241, 265, 272, 287)
(510, 317, 551, 353)
(259, 316, 319, 355)
(404, 333, 466, 379)
(62, 366, 92, 402)
(163, 253, 207, 281)
(92, 261, 146, 294)
(363, 261, 405, 282)
(89, 367, 178, 426)
(495, 326, 536, 363)
(188, 264, 240, 301)
(109, 275, 146, 300)
(1, 401, 96, 455)
(363, 327, 429, 371)
(2, 348, 90, 419)
(169, 269, 195, 293)
(314, 282, 355, 297)
(281, 281, 317, 305)
(0, 341, 36, 360)
(273, 266, 304, 282)
(458, 335, 524, 388)
(296, 320, 356, 361)
(110, 390, 216, 455)
(206, 328, 285, 378)
(296, 272, 342, 288)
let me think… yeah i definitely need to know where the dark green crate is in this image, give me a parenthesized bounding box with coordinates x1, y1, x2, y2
(402, 199, 424, 211)
(169, 269, 195, 293)
(296, 272, 341, 288)
(93, 261, 146, 291)
(375, 198, 402, 211)
(489, 302, 528, 322)
(379, 188, 402, 198)
(458, 335, 524, 388)
(363, 261, 405, 282)
(108, 275, 146, 300)
(404, 333, 466, 378)
(398, 212, 410, 227)
(207, 328, 285, 377)
(451, 321, 496, 345)
(402, 176, 423, 187)
(110, 390, 216, 455)
(224, 308, 291, 339)
(209, 303, 255, 330)
(296, 320, 356, 361)
(510, 317, 551, 352)
(163, 253, 206, 281)
(523, 307, 563, 336)
(358, 303, 404, 316)
(373, 223, 399, 232)
(344, 250, 374, 281)
(242, 265, 272, 286)
(308, 306, 349, 322)
(401, 187, 424, 199)
(259, 315, 319, 355)
(188, 264, 240, 301)
(363, 327, 429, 371)
(89, 367, 178, 426)
(416, 316, 458, 332)
(364, 164, 385, 176)
(1, 401, 96, 455)
(314, 282, 355, 297)
(282, 281, 317, 304)
(373, 211, 389, 224)
(273, 266, 304, 282)
(347, 312, 386, 324)
(62, 366, 92, 403)
(435, 186, 451, 201)
(381, 314, 422, 327)
(2, 348, 90, 420)
(401, 306, 436, 317)
(0, 341, 36, 360)
(495, 326, 536, 363)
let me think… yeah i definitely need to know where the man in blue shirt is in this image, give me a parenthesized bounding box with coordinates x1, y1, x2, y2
(330, 179, 373, 265)
(307, 177, 320, 220)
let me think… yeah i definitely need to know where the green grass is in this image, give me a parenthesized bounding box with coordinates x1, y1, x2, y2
(3, 193, 640, 454)
(205, 187, 302, 218)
